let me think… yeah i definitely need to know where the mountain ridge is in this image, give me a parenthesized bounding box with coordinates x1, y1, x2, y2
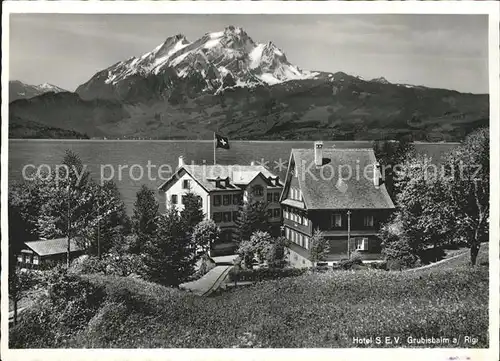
(9, 26, 489, 141)
(9, 80, 67, 102)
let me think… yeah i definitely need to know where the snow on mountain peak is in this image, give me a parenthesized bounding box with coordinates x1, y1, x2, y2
(100, 26, 319, 90)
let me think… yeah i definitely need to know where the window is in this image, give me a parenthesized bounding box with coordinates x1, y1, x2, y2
(273, 208, 281, 218)
(304, 217, 309, 226)
(233, 194, 241, 205)
(33, 255, 39, 265)
(221, 230, 232, 242)
(171, 194, 178, 204)
(267, 193, 273, 203)
(304, 236, 309, 250)
(17, 254, 23, 263)
(274, 192, 280, 202)
(223, 212, 232, 223)
(214, 195, 221, 207)
(267, 209, 273, 218)
(299, 234, 303, 247)
(332, 213, 342, 227)
(232, 211, 239, 222)
(364, 215, 374, 227)
(285, 228, 290, 239)
(253, 185, 264, 196)
(213, 212, 222, 223)
(356, 238, 369, 251)
(183, 179, 191, 189)
(25, 255, 31, 264)
(223, 194, 231, 206)
(299, 214, 303, 225)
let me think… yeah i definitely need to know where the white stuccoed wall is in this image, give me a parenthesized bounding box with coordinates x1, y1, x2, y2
(164, 171, 210, 217)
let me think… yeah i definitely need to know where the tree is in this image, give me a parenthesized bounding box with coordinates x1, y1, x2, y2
(85, 181, 130, 257)
(237, 231, 289, 269)
(32, 150, 124, 265)
(143, 208, 197, 286)
(373, 139, 415, 199)
(9, 268, 35, 325)
(131, 185, 159, 254)
(309, 229, 330, 267)
(380, 214, 420, 269)
(235, 199, 270, 244)
(180, 192, 204, 233)
(265, 236, 289, 268)
(8, 179, 45, 256)
(237, 231, 273, 267)
(392, 154, 454, 252)
(192, 219, 220, 255)
(444, 128, 489, 265)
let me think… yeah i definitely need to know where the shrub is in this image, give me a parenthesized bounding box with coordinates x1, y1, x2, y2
(380, 222, 420, 269)
(370, 261, 388, 270)
(71, 253, 146, 277)
(338, 252, 363, 270)
(418, 246, 446, 264)
(10, 270, 105, 348)
(228, 267, 307, 283)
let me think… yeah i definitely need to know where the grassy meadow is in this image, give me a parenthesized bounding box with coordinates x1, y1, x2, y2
(10, 244, 488, 348)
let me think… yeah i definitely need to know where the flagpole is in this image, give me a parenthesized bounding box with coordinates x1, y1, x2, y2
(213, 132, 216, 165)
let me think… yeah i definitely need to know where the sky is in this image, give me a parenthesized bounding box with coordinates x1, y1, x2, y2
(9, 14, 489, 94)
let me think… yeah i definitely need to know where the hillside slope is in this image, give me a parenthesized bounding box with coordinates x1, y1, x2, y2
(10, 246, 488, 348)
(9, 74, 488, 140)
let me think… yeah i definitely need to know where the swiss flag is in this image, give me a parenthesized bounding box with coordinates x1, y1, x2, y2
(215, 134, 230, 149)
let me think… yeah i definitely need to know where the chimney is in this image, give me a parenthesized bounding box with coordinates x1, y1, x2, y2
(224, 177, 231, 188)
(373, 162, 380, 188)
(314, 141, 323, 166)
(178, 156, 185, 169)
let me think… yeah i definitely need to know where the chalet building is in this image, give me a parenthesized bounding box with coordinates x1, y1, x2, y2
(281, 142, 395, 267)
(159, 156, 284, 255)
(18, 237, 84, 268)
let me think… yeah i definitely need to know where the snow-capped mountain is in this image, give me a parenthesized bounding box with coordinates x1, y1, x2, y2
(76, 26, 319, 100)
(9, 80, 67, 102)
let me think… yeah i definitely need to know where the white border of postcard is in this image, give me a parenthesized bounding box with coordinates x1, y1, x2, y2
(1, 1, 499, 361)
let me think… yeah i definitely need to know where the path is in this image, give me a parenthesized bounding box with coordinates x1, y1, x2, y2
(179, 265, 233, 296)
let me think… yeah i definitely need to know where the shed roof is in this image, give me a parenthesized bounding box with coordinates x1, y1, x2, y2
(25, 238, 84, 256)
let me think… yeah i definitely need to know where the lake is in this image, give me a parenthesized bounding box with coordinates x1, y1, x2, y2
(8, 139, 458, 213)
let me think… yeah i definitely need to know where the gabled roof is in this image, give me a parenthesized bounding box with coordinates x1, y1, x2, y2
(287, 148, 395, 210)
(159, 164, 282, 192)
(25, 237, 84, 257)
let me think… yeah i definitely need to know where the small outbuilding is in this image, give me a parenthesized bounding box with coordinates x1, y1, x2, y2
(18, 237, 84, 268)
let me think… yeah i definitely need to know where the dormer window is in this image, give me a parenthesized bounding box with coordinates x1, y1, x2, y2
(252, 185, 264, 197)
